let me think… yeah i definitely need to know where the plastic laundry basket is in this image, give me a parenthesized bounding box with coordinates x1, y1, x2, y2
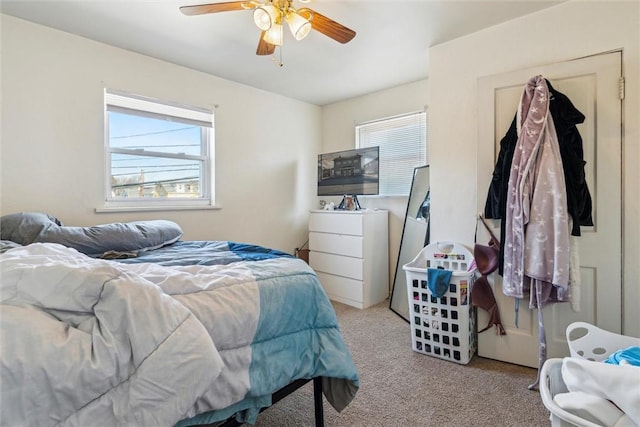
(539, 358, 603, 427)
(403, 241, 477, 364)
(566, 321, 640, 362)
(540, 323, 640, 426)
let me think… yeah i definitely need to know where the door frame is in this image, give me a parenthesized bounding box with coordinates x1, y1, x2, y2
(475, 51, 624, 366)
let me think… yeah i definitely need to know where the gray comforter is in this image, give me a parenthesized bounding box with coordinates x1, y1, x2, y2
(0, 242, 358, 427)
(1, 243, 223, 425)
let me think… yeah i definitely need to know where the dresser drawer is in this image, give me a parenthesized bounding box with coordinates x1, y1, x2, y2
(309, 212, 363, 236)
(315, 272, 363, 305)
(309, 232, 363, 258)
(309, 251, 363, 281)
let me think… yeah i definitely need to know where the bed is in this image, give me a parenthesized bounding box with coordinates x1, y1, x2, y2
(0, 213, 359, 427)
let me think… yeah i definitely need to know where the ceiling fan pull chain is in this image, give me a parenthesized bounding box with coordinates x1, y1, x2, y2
(270, 46, 283, 67)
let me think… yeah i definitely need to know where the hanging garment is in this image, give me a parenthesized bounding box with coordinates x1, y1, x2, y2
(501, 76, 572, 390)
(524, 97, 571, 306)
(503, 75, 570, 301)
(427, 268, 452, 298)
(483, 80, 592, 275)
(501, 78, 543, 300)
(472, 215, 506, 335)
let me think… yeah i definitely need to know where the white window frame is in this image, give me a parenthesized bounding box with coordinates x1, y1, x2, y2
(356, 111, 428, 196)
(101, 89, 216, 212)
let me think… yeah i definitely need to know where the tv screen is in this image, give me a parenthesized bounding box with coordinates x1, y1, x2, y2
(317, 146, 379, 196)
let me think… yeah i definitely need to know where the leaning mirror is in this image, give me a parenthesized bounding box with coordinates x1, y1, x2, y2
(389, 165, 430, 322)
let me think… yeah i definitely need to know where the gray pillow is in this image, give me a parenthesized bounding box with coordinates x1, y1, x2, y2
(0, 212, 183, 256)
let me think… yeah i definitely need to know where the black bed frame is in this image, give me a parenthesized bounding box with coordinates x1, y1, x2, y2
(197, 377, 324, 427)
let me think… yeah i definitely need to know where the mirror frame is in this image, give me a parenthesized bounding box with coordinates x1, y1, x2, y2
(389, 165, 430, 322)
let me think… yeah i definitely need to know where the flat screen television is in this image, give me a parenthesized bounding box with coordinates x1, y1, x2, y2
(317, 146, 379, 209)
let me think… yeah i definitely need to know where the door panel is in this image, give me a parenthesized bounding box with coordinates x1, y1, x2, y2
(477, 52, 622, 367)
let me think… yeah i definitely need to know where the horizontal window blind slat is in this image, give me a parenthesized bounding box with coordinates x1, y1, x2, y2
(356, 111, 427, 196)
(107, 105, 212, 128)
(106, 90, 213, 127)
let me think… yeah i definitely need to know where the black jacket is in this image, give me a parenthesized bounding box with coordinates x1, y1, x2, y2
(483, 79, 593, 274)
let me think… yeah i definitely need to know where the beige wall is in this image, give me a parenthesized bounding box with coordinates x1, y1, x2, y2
(428, 0, 639, 335)
(1, 13, 428, 297)
(0, 14, 321, 253)
(321, 79, 429, 293)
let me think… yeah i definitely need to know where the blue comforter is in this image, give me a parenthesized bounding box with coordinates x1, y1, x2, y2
(0, 242, 359, 426)
(115, 240, 294, 266)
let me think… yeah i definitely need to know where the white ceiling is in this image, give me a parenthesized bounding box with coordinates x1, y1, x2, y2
(1, 0, 565, 106)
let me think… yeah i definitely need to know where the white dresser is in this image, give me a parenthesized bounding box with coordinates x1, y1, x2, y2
(308, 209, 389, 309)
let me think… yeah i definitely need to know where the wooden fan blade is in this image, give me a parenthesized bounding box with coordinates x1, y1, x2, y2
(180, 1, 248, 16)
(298, 8, 356, 44)
(256, 32, 276, 55)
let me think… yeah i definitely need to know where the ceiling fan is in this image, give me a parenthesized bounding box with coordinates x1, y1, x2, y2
(180, 0, 356, 57)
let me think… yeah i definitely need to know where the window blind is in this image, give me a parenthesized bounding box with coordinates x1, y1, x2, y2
(356, 111, 428, 196)
(105, 89, 213, 128)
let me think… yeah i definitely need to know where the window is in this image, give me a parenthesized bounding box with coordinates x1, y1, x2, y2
(356, 111, 427, 196)
(104, 90, 214, 210)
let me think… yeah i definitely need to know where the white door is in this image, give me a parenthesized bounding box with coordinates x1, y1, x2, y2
(476, 52, 622, 368)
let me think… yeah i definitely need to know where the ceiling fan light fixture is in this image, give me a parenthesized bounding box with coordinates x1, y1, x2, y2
(179, 1, 357, 60)
(253, 4, 279, 31)
(263, 22, 284, 46)
(285, 11, 311, 41)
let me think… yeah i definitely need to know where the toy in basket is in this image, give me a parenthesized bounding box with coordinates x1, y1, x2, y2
(403, 242, 477, 364)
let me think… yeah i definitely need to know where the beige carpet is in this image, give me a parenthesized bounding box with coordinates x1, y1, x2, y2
(253, 301, 551, 427)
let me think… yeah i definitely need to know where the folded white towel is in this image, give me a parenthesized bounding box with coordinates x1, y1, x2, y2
(562, 357, 640, 426)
